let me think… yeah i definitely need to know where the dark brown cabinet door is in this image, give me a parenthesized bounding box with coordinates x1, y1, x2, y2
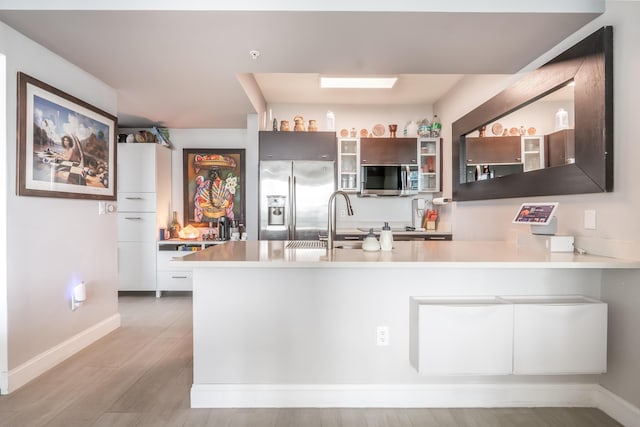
(465, 136, 521, 164)
(545, 129, 575, 167)
(360, 138, 417, 164)
(259, 131, 337, 161)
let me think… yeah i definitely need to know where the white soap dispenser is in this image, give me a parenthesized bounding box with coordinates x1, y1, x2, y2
(380, 222, 394, 251)
(362, 228, 381, 252)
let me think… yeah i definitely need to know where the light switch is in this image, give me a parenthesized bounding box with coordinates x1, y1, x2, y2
(584, 210, 596, 230)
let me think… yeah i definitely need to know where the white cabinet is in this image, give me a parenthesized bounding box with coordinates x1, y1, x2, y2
(508, 296, 607, 374)
(410, 297, 513, 375)
(418, 137, 441, 192)
(156, 241, 224, 294)
(117, 143, 171, 295)
(521, 135, 545, 172)
(411, 295, 607, 376)
(337, 137, 360, 192)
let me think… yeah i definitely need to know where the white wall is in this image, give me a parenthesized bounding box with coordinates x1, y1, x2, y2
(435, 0, 640, 409)
(0, 53, 8, 393)
(0, 21, 119, 392)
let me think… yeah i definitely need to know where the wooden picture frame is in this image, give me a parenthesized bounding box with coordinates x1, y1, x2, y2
(182, 148, 245, 227)
(16, 72, 117, 200)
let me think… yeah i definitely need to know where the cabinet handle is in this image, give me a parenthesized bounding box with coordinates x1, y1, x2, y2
(516, 158, 521, 161)
(171, 275, 189, 279)
(428, 236, 447, 240)
(124, 217, 143, 220)
(343, 236, 360, 240)
(125, 197, 143, 200)
(467, 159, 472, 162)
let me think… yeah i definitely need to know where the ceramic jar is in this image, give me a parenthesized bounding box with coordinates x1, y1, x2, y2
(280, 120, 290, 131)
(294, 115, 305, 131)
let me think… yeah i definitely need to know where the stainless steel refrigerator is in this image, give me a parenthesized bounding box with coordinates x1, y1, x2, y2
(259, 160, 335, 240)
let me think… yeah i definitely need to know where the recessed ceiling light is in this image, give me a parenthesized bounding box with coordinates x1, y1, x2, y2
(320, 76, 398, 89)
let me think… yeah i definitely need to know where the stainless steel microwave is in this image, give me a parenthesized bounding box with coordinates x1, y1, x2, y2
(360, 164, 419, 196)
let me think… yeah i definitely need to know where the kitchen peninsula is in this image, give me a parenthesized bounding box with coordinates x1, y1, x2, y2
(174, 241, 640, 409)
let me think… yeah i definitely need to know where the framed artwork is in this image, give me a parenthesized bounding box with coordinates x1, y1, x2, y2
(16, 72, 117, 200)
(183, 149, 245, 227)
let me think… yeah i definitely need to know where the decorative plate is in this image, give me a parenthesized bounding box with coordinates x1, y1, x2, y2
(340, 128, 349, 138)
(509, 127, 519, 136)
(491, 122, 503, 136)
(360, 128, 369, 137)
(372, 124, 385, 137)
(527, 127, 537, 135)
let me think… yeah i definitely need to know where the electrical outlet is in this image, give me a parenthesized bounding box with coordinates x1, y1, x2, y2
(584, 209, 596, 230)
(376, 326, 389, 346)
(98, 201, 106, 215)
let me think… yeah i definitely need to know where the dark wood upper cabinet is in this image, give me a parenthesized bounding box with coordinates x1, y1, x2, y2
(465, 136, 521, 165)
(545, 129, 575, 168)
(259, 131, 336, 161)
(360, 137, 417, 165)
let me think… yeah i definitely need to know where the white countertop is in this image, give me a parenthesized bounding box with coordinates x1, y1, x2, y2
(171, 240, 640, 269)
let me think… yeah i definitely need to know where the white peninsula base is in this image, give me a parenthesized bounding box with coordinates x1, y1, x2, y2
(175, 241, 640, 425)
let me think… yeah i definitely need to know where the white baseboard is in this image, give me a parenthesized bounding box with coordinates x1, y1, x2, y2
(191, 382, 598, 408)
(6, 313, 120, 394)
(595, 385, 640, 427)
(191, 383, 640, 426)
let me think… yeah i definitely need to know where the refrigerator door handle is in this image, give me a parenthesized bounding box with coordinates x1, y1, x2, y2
(287, 175, 293, 240)
(292, 176, 297, 240)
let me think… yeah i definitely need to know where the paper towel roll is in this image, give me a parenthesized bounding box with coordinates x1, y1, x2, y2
(432, 197, 451, 205)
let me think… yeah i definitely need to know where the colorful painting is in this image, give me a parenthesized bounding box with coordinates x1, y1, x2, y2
(16, 72, 117, 200)
(183, 149, 245, 227)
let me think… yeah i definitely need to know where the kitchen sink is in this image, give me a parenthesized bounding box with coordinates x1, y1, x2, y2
(333, 242, 363, 250)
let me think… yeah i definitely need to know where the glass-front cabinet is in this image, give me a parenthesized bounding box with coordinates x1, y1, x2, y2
(337, 137, 360, 191)
(521, 135, 545, 172)
(418, 137, 441, 192)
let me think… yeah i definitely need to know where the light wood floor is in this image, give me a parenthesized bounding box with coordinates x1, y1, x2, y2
(0, 293, 623, 427)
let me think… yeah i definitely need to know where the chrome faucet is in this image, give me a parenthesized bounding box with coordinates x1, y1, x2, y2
(326, 190, 354, 250)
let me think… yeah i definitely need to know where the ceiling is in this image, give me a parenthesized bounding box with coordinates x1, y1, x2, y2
(0, 8, 602, 129)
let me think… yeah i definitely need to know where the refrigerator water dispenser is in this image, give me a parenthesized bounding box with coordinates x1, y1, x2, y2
(267, 195, 286, 226)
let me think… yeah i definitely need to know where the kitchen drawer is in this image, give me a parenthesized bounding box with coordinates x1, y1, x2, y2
(157, 250, 194, 271)
(117, 192, 157, 212)
(157, 271, 193, 291)
(117, 212, 157, 242)
(508, 296, 607, 374)
(411, 297, 513, 375)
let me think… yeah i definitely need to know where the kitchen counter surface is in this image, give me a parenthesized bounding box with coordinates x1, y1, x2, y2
(172, 240, 640, 269)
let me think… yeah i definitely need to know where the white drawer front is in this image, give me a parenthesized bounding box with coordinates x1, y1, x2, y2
(157, 250, 193, 271)
(118, 192, 157, 212)
(417, 302, 513, 375)
(157, 271, 193, 291)
(117, 212, 157, 242)
(513, 302, 607, 374)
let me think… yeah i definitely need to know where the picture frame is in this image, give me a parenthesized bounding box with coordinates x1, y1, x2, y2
(16, 72, 117, 200)
(183, 148, 245, 227)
